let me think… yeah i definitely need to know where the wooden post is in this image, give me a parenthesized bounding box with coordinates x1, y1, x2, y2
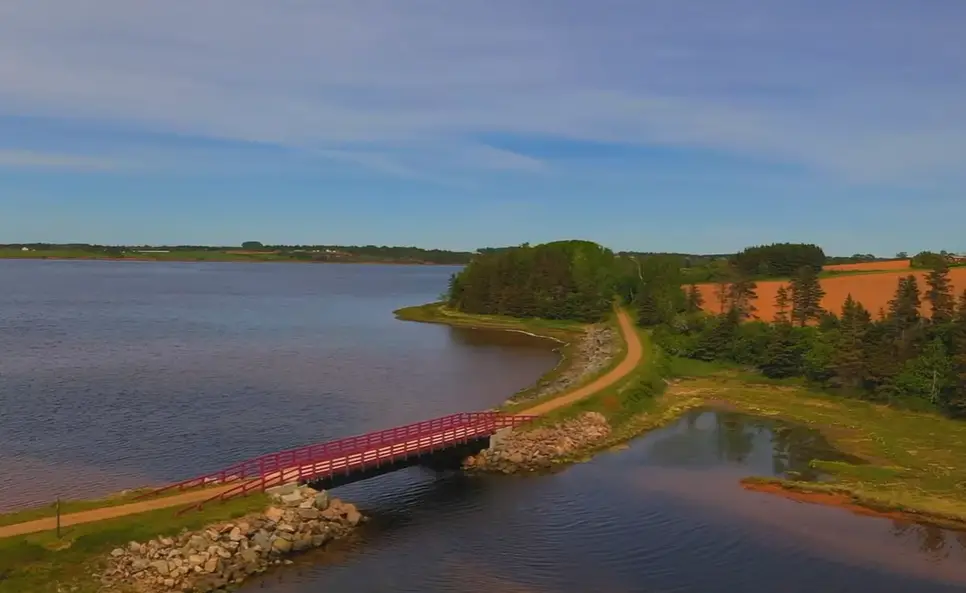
(55, 497, 61, 539)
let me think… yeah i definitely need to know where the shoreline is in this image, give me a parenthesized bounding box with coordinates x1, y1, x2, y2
(1, 255, 463, 266)
(740, 478, 966, 532)
(396, 304, 966, 532)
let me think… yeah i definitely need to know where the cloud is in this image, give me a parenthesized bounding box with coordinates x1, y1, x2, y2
(0, 149, 119, 171)
(0, 0, 963, 181)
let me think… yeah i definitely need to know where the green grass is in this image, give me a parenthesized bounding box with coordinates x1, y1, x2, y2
(393, 302, 584, 337)
(0, 494, 269, 593)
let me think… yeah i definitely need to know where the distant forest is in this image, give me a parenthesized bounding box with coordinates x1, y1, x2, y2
(446, 240, 966, 418)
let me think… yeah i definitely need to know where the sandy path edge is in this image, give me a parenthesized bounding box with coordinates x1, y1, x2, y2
(0, 308, 643, 539)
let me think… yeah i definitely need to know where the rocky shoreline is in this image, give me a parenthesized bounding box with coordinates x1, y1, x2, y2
(464, 412, 612, 473)
(510, 325, 618, 405)
(101, 484, 364, 592)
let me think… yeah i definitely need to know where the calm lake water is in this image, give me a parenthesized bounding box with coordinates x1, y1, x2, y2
(2, 260, 965, 593)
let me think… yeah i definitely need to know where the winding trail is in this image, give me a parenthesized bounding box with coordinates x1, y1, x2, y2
(516, 307, 642, 416)
(0, 307, 643, 539)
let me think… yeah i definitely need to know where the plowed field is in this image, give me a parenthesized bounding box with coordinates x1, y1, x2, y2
(824, 259, 910, 272)
(696, 268, 966, 320)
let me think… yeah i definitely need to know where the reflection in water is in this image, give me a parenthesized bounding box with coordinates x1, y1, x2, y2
(243, 410, 966, 593)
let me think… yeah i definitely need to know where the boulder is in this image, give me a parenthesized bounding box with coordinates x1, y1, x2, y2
(263, 507, 285, 522)
(271, 537, 293, 554)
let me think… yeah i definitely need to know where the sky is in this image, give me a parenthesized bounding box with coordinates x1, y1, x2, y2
(1, 1, 964, 255)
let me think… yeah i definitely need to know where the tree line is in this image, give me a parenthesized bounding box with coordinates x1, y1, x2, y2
(446, 241, 619, 322)
(643, 260, 966, 418)
(446, 239, 966, 419)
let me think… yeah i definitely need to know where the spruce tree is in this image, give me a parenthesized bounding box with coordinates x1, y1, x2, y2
(834, 294, 871, 390)
(760, 329, 799, 378)
(637, 290, 662, 326)
(926, 262, 955, 323)
(888, 275, 922, 334)
(727, 276, 758, 320)
(686, 284, 704, 313)
(790, 266, 825, 326)
(774, 285, 791, 324)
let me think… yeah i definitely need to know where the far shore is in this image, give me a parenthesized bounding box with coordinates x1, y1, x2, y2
(1, 254, 462, 266)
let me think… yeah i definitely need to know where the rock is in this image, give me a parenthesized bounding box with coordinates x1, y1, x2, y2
(263, 507, 285, 522)
(272, 537, 293, 554)
(344, 506, 362, 526)
(292, 535, 312, 552)
(279, 492, 304, 506)
(99, 486, 365, 592)
(187, 534, 208, 551)
(297, 508, 320, 520)
(251, 530, 272, 551)
(240, 548, 260, 564)
(265, 483, 299, 497)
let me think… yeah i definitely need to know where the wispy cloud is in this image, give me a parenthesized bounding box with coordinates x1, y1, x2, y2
(0, 1, 963, 181)
(0, 149, 119, 171)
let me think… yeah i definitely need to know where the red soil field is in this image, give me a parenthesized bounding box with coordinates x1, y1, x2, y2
(823, 259, 910, 272)
(696, 268, 966, 321)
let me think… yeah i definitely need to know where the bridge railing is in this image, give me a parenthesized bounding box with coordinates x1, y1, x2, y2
(138, 411, 533, 502)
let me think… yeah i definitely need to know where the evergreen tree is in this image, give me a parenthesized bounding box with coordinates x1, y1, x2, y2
(774, 285, 791, 325)
(883, 275, 926, 369)
(686, 284, 704, 313)
(925, 262, 955, 324)
(760, 328, 799, 378)
(637, 290, 662, 326)
(790, 266, 825, 326)
(833, 294, 871, 390)
(726, 276, 758, 320)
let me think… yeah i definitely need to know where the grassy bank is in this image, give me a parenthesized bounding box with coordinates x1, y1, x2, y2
(0, 494, 268, 593)
(640, 360, 966, 529)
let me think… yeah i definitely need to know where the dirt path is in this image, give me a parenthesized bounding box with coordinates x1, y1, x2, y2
(1, 308, 642, 539)
(0, 484, 238, 539)
(516, 307, 642, 416)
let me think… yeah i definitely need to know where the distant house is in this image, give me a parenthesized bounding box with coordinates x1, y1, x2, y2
(949, 253, 966, 264)
(21, 246, 30, 252)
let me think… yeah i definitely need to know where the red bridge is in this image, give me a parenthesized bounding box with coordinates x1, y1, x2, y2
(136, 411, 535, 514)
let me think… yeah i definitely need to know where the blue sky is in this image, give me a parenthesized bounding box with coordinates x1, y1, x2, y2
(1, 0, 964, 255)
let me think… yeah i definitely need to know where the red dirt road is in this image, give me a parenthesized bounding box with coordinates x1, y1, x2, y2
(696, 268, 966, 321)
